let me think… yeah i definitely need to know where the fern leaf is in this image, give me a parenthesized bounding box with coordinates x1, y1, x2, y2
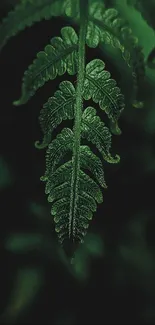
(83, 59, 125, 123)
(35, 80, 75, 149)
(42, 160, 103, 205)
(63, 0, 145, 91)
(79, 146, 107, 188)
(0, 0, 65, 52)
(44, 128, 73, 177)
(64, 0, 104, 48)
(86, 1, 106, 48)
(40, 120, 113, 244)
(90, 4, 144, 67)
(88, 3, 145, 105)
(40, 129, 106, 188)
(63, 0, 79, 18)
(63, 0, 103, 19)
(40, 106, 119, 244)
(82, 106, 120, 163)
(43, 161, 103, 243)
(13, 27, 78, 106)
(36, 66, 124, 151)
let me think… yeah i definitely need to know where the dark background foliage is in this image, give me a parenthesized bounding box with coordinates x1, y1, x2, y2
(0, 1, 155, 324)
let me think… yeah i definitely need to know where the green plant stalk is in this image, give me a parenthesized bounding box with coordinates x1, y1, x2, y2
(69, 0, 88, 240)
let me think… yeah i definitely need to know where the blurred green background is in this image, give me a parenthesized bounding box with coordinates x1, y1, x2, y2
(0, 0, 155, 324)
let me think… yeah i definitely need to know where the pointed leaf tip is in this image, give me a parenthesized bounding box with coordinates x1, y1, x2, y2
(14, 27, 78, 105)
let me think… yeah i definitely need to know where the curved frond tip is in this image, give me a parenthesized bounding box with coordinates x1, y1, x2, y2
(0, 0, 65, 52)
(13, 26, 78, 106)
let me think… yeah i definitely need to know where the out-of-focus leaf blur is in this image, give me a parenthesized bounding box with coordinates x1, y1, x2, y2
(71, 233, 104, 281)
(127, 0, 155, 29)
(5, 233, 43, 253)
(1, 268, 43, 324)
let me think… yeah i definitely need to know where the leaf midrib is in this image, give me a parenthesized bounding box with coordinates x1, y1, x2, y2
(26, 44, 78, 90)
(82, 118, 109, 158)
(85, 74, 118, 113)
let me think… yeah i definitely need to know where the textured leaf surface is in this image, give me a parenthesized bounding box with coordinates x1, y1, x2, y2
(64, 0, 104, 48)
(40, 97, 120, 244)
(14, 27, 78, 105)
(44, 128, 74, 177)
(82, 107, 120, 163)
(0, 0, 64, 52)
(40, 122, 108, 244)
(84, 59, 125, 122)
(90, 4, 145, 68)
(36, 80, 75, 148)
(43, 162, 103, 243)
(86, 1, 105, 48)
(88, 3, 145, 103)
(64, 0, 144, 78)
(63, 0, 103, 19)
(0, 0, 104, 51)
(62, 0, 145, 103)
(79, 146, 107, 188)
(35, 81, 121, 245)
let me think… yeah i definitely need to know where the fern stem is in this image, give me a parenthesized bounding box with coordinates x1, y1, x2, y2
(69, 0, 88, 240)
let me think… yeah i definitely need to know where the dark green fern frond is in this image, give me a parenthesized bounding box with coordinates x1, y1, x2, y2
(79, 146, 107, 188)
(0, 0, 126, 249)
(81, 106, 120, 163)
(64, 0, 145, 105)
(39, 99, 120, 244)
(35, 60, 124, 150)
(44, 128, 73, 177)
(88, 4, 145, 106)
(14, 26, 78, 106)
(42, 160, 103, 206)
(44, 143, 107, 189)
(0, 0, 103, 52)
(63, 0, 106, 48)
(35, 81, 75, 149)
(49, 163, 102, 243)
(89, 4, 144, 67)
(83, 59, 125, 123)
(86, 1, 107, 48)
(63, 0, 103, 20)
(0, 0, 65, 52)
(64, 0, 145, 81)
(64, 0, 104, 48)
(40, 122, 115, 243)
